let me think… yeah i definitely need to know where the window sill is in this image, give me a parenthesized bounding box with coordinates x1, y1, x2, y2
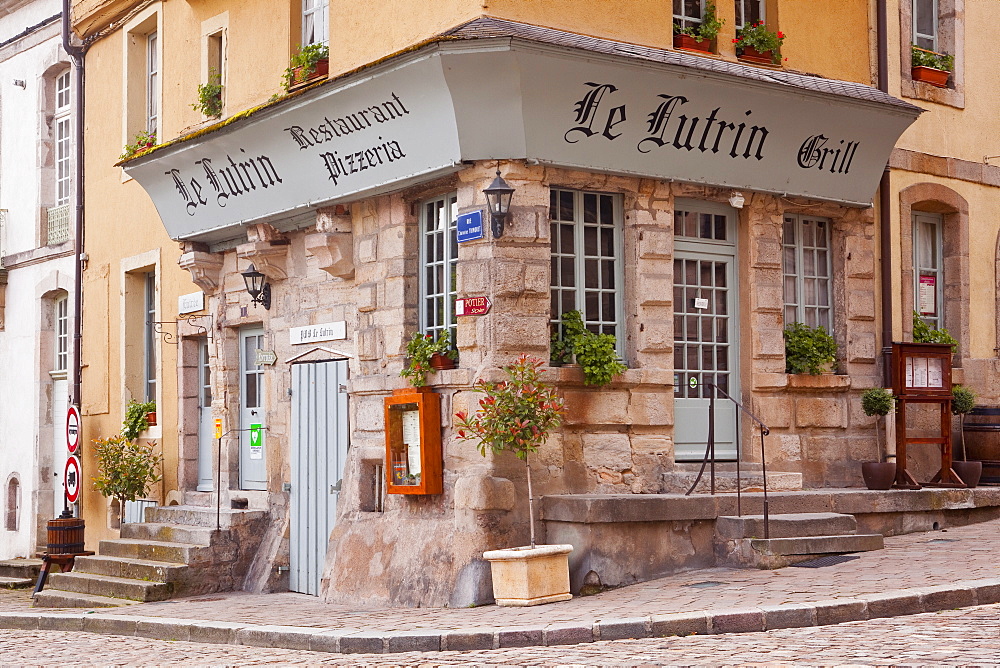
(900, 77, 965, 110)
(785, 373, 852, 392)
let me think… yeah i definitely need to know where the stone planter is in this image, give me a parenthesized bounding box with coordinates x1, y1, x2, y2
(861, 461, 896, 490)
(911, 65, 949, 88)
(482, 544, 573, 606)
(952, 460, 982, 488)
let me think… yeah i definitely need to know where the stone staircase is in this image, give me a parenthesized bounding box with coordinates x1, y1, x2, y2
(33, 505, 267, 608)
(0, 558, 42, 589)
(662, 463, 803, 494)
(715, 511, 884, 569)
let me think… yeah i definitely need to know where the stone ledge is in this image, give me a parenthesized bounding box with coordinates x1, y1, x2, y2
(786, 374, 852, 392)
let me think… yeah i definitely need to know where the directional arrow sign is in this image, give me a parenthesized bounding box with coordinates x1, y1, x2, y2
(455, 296, 491, 316)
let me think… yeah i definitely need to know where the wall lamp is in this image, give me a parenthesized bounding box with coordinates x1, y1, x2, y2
(241, 263, 271, 310)
(482, 167, 515, 238)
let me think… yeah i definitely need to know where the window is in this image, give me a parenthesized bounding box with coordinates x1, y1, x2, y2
(735, 0, 764, 29)
(913, 0, 938, 51)
(146, 31, 159, 137)
(302, 0, 329, 46)
(419, 193, 458, 341)
(55, 70, 71, 207)
(913, 212, 943, 330)
(5, 477, 19, 531)
(673, 0, 703, 30)
(55, 295, 69, 373)
(549, 189, 623, 342)
(783, 215, 833, 330)
(144, 271, 156, 402)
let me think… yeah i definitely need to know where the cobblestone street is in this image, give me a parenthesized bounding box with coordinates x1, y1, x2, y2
(1, 603, 998, 665)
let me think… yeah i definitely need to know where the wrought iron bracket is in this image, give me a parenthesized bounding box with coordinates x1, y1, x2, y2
(149, 314, 214, 344)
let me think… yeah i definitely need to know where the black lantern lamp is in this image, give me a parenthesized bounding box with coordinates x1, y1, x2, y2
(482, 167, 515, 238)
(241, 263, 271, 310)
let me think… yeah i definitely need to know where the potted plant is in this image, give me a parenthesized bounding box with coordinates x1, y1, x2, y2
(783, 322, 837, 375)
(122, 399, 156, 440)
(92, 435, 163, 524)
(912, 311, 958, 351)
(911, 45, 953, 88)
(673, 1, 724, 53)
(860, 387, 897, 490)
(400, 330, 458, 387)
(550, 310, 626, 386)
(119, 129, 157, 161)
(951, 384, 981, 487)
(733, 21, 786, 65)
(454, 355, 571, 606)
(191, 68, 223, 117)
(282, 43, 330, 91)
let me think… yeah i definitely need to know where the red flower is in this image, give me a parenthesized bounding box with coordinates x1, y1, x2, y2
(777, 31, 785, 39)
(732, 38, 738, 43)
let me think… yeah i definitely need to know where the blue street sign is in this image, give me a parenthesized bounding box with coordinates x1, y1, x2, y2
(456, 210, 484, 243)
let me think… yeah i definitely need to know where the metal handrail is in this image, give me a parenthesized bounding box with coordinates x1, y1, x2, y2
(685, 382, 773, 538)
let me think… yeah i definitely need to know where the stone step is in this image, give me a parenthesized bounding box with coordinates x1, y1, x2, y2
(120, 522, 215, 546)
(716, 513, 859, 540)
(0, 558, 43, 579)
(97, 538, 210, 565)
(46, 571, 174, 602)
(0, 576, 33, 589)
(662, 470, 803, 494)
(71, 555, 188, 582)
(32, 589, 141, 608)
(750, 533, 885, 556)
(145, 505, 267, 529)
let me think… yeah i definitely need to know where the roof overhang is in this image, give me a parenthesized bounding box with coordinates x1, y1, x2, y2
(124, 18, 921, 244)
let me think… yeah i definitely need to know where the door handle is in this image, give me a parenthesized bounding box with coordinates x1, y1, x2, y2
(250, 410, 257, 415)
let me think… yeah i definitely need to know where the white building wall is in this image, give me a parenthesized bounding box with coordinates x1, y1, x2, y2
(0, 0, 76, 559)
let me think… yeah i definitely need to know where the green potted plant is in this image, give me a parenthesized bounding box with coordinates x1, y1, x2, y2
(783, 322, 838, 375)
(912, 311, 958, 351)
(119, 129, 157, 161)
(951, 384, 980, 487)
(400, 330, 458, 387)
(191, 68, 223, 117)
(550, 310, 626, 386)
(911, 45, 953, 88)
(860, 387, 897, 490)
(92, 435, 163, 524)
(733, 21, 786, 64)
(282, 43, 330, 91)
(122, 399, 157, 441)
(454, 355, 571, 606)
(673, 1, 724, 53)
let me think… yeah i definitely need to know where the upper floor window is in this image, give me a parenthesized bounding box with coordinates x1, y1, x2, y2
(783, 214, 833, 331)
(302, 0, 329, 46)
(55, 295, 69, 373)
(734, 0, 764, 29)
(419, 194, 458, 342)
(147, 31, 159, 137)
(144, 271, 157, 402)
(913, 0, 938, 51)
(55, 70, 71, 207)
(549, 189, 624, 344)
(673, 0, 704, 31)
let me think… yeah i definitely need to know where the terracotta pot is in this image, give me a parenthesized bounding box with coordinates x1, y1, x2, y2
(673, 33, 713, 53)
(952, 460, 982, 488)
(911, 65, 949, 88)
(738, 45, 774, 65)
(429, 353, 456, 371)
(861, 461, 896, 490)
(146, 411, 157, 427)
(291, 58, 330, 87)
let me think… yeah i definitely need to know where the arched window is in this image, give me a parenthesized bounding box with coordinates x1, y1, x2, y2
(5, 476, 19, 531)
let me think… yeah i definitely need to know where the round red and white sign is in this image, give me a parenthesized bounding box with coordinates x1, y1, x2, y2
(64, 456, 82, 503)
(66, 405, 81, 454)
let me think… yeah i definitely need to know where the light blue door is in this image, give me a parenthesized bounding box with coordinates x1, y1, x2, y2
(239, 328, 267, 490)
(290, 359, 349, 595)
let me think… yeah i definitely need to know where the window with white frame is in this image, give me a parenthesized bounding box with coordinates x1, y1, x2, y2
(55, 70, 71, 206)
(147, 31, 159, 137)
(673, 0, 703, 30)
(913, 212, 944, 330)
(549, 188, 623, 343)
(782, 214, 833, 331)
(419, 194, 458, 342)
(912, 0, 938, 51)
(734, 0, 764, 29)
(302, 0, 329, 46)
(55, 295, 69, 373)
(144, 271, 157, 402)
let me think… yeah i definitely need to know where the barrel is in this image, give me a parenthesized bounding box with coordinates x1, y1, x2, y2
(46, 517, 85, 554)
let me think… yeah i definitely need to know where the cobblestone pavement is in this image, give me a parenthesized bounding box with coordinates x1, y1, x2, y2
(1, 603, 999, 665)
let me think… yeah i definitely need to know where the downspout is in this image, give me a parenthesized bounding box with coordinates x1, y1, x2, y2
(877, 0, 893, 387)
(62, 0, 87, 407)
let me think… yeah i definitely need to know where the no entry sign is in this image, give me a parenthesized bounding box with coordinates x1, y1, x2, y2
(66, 405, 81, 454)
(64, 456, 82, 503)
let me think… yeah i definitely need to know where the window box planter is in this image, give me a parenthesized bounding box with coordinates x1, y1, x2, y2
(673, 33, 713, 54)
(289, 58, 329, 89)
(737, 46, 774, 65)
(911, 65, 949, 88)
(429, 353, 456, 371)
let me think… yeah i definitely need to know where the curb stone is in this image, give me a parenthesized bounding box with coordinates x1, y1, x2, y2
(2, 578, 999, 655)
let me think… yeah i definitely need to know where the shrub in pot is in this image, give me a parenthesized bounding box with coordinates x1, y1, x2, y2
(860, 387, 896, 490)
(673, 1, 724, 52)
(550, 310, 626, 386)
(454, 355, 572, 606)
(92, 435, 163, 524)
(951, 384, 981, 487)
(122, 399, 156, 441)
(400, 330, 458, 387)
(783, 322, 837, 375)
(912, 311, 958, 350)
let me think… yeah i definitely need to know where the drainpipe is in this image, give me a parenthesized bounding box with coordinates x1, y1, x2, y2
(62, 0, 87, 407)
(877, 0, 893, 387)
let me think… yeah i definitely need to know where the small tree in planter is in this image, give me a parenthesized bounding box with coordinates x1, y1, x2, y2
(951, 385, 980, 486)
(860, 388, 897, 490)
(92, 436, 163, 524)
(454, 355, 572, 605)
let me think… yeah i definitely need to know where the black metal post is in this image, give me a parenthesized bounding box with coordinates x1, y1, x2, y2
(760, 424, 770, 539)
(708, 386, 716, 495)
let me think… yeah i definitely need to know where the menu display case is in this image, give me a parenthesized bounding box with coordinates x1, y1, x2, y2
(384, 388, 443, 495)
